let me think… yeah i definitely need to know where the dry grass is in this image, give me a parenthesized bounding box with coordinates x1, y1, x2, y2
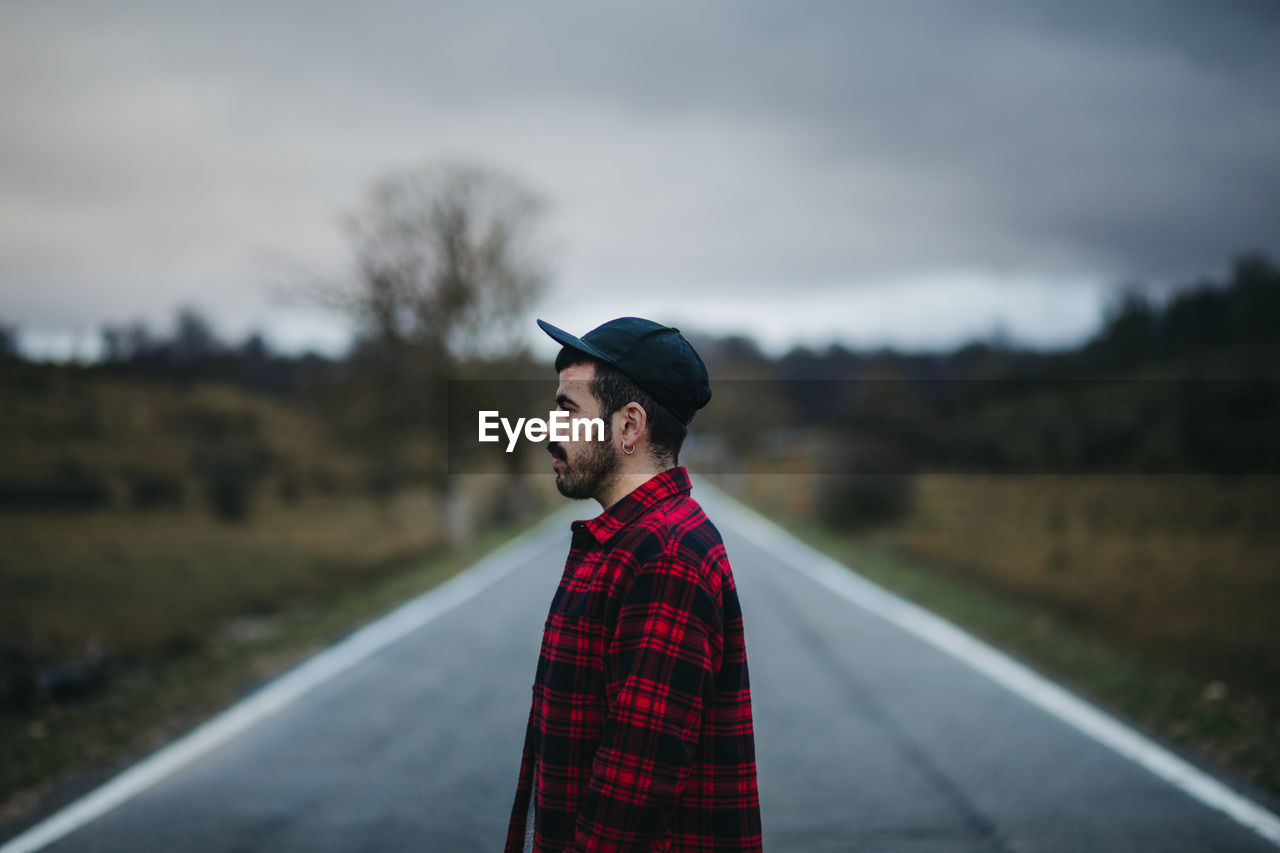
(0, 365, 564, 827)
(0, 372, 365, 487)
(0, 479, 554, 828)
(0, 490, 445, 664)
(892, 474, 1280, 706)
(719, 470, 1280, 794)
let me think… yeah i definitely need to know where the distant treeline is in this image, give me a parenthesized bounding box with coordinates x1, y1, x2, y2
(3, 253, 1278, 487)
(0, 311, 340, 396)
(688, 253, 1280, 476)
(96, 311, 341, 395)
(3, 253, 1275, 390)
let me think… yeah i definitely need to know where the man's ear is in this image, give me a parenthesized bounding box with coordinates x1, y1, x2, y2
(618, 401, 648, 448)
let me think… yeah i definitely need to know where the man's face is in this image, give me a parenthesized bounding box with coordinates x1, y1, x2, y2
(549, 362, 620, 501)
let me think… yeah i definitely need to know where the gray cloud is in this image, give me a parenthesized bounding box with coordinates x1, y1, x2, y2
(2, 1, 1277, 351)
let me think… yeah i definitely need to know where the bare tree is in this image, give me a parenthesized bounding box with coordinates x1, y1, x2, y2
(315, 160, 552, 539)
(338, 160, 550, 365)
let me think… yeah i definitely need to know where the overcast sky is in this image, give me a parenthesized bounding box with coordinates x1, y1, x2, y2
(3, 1, 1278, 358)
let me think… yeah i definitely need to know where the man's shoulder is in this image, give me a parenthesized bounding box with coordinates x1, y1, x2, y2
(624, 487, 714, 535)
(622, 492, 728, 574)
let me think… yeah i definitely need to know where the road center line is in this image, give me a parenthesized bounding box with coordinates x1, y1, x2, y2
(0, 509, 573, 853)
(704, 486, 1280, 849)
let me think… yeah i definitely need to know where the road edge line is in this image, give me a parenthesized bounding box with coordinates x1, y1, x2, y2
(703, 484, 1280, 848)
(0, 508, 573, 853)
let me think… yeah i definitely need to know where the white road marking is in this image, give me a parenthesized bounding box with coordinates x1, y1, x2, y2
(0, 509, 573, 853)
(705, 487, 1280, 848)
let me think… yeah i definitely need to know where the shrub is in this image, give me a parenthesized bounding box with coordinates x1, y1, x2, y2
(195, 449, 260, 522)
(816, 473, 916, 531)
(0, 459, 111, 510)
(123, 467, 186, 509)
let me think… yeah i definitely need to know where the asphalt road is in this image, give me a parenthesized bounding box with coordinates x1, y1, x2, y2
(9, 486, 1279, 852)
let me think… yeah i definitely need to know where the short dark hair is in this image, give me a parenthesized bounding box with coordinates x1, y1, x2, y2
(555, 346, 688, 464)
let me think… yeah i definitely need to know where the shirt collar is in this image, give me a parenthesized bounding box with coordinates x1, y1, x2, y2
(572, 466, 692, 544)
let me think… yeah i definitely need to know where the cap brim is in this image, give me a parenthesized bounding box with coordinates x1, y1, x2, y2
(537, 319, 616, 366)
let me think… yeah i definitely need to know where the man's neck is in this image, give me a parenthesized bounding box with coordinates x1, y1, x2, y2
(595, 465, 669, 512)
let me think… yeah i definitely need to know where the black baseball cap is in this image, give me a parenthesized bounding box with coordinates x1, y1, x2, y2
(537, 317, 712, 425)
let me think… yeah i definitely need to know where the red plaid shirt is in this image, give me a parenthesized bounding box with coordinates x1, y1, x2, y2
(506, 467, 762, 852)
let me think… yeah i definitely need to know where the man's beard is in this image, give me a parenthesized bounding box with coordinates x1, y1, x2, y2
(553, 434, 621, 501)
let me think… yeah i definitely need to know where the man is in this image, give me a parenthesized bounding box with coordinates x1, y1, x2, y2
(505, 317, 762, 852)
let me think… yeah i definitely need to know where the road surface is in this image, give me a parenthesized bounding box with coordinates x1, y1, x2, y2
(5, 485, 1278, 852)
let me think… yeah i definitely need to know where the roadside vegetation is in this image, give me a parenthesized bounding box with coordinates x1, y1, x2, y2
(730, 473, 1280, 797)
(0, 502, 552, 829)
(700, 254, 1280, 797)
(0, 367, 556, 828)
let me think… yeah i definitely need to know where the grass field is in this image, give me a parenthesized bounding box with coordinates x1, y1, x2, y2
(894, 474, 1280, 709)
(0, 365, 567, 827)
(1, 490, 445, 664)
(727, 471, 1280, 796)
(0, 483, 554, 828)
(0, 371, 366, 490)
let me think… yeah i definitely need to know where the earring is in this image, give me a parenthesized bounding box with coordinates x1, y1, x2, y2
(623, 444, 635, 455)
